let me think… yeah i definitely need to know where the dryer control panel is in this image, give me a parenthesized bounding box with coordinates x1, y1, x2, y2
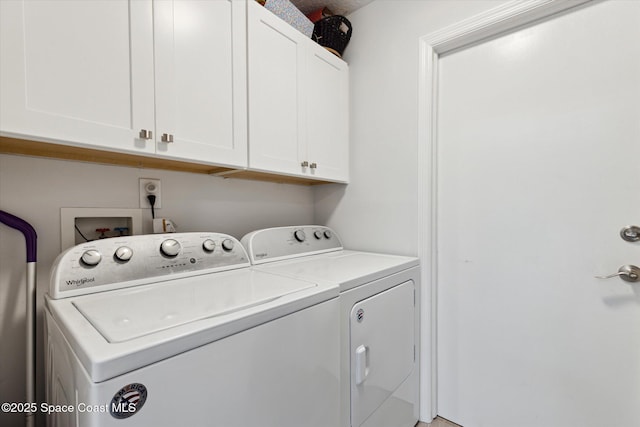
(49, 232, 249, 299)
(241, 225, 343, 264)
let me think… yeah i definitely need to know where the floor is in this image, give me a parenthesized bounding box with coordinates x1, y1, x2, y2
(418, 417, 462, 427)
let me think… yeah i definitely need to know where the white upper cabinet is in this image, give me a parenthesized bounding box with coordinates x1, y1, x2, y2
(0, 0, 156, 154)
(306, 48, 349, 182)
(247, 1, 306, 176)
(247, 1, 349, 183)
(1, 0, 348, 183)
(0, 0, 247, 168)
(153, 0, 247, 167)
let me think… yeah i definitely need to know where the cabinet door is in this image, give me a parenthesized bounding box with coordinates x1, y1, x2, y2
(0, 0, 155, 154)
(247, 1, 307, 176)
(154, 0, 247, 167)
(306, 47, 349, 182)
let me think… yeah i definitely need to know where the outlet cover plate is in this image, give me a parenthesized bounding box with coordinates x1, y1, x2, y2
(139, 178, 162, 209)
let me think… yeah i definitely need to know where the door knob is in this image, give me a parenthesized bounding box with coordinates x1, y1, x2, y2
(620, 225, 640, 242)
(596, 265, 640, 283)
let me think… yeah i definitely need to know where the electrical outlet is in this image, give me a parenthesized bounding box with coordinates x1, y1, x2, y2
(139, 178, 162, 209)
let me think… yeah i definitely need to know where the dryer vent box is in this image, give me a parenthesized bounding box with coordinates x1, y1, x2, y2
(61, 208, 142, 250)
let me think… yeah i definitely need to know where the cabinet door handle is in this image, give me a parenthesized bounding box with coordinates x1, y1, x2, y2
(301, 161, 309, 167)
(310, 162, 317, 169)
(161, 133, 174, 143)
(139, 129, 153, 140)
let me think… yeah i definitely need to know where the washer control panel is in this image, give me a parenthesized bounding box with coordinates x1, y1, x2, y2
(50, 232, 249, 299)
(240, 225, 343, 264)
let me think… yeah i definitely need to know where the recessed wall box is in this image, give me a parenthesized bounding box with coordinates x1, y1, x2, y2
(61, 208, 143, 250)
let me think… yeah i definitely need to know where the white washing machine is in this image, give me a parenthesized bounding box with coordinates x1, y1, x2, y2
(45, 232, 340, 427)
(241, 226, 420, 427)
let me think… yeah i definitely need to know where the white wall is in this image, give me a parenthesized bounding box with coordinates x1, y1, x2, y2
(0, 153, 314, 427)
(313, 0, 509, 420)
(315, 0, 507, 255)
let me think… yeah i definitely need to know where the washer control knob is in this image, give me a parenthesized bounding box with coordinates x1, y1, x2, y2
(81, 250, 102, 266)
(294, 230, 306, 242)
(221, 239, 235, 252)
(202, 239, 216, 253)
(324, 230, 332, 239)
(114, 246, 133, 262)
(160, 239, 181, 257)
(314, 230, 323, 239)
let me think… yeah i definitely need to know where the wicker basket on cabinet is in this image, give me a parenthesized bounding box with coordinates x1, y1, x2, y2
(312, 15, 352, 58)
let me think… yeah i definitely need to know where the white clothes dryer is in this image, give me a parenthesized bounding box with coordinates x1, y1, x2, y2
(45, 232, 340, 427)
(241, 226, 421, 427)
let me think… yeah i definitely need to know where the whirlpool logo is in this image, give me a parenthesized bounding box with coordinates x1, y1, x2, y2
(66, 277, 95, 287)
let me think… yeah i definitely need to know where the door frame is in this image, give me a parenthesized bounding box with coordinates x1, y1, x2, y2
(416, 0, 593, 420)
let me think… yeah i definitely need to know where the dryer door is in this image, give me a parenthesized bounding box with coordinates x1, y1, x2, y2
(350, 280, 415, 427)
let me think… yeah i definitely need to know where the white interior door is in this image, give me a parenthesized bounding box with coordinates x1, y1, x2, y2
(436, 1, 640, 426)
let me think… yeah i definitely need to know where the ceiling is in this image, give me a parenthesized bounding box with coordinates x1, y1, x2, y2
(290, 0, 375, 16)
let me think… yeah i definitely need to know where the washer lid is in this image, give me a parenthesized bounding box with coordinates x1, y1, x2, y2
(46, 268, 338, 382)
(73, 269, 316, 343)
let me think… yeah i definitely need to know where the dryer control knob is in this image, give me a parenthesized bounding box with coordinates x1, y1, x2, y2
(160, 239, 181, 257)
(81, 250, 102, 266)
(114, 246, 133, 262)
(221, 239, 234, 252)
(324, 230, 332, 239)
(202, 239, 216, 253)
(294, 230, 306, 242)
(314, 230, 323, 239)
